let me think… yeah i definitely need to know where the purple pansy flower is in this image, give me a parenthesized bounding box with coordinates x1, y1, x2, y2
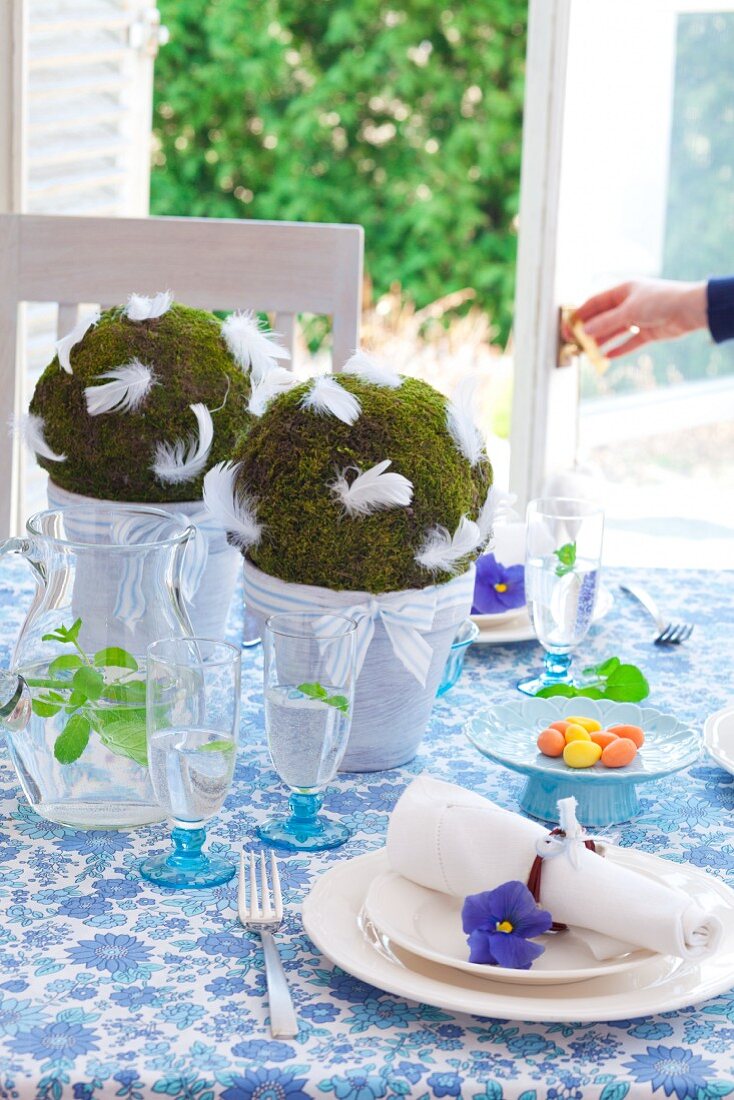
(471, 554, 525, 615)
(461, 880, 552, 969)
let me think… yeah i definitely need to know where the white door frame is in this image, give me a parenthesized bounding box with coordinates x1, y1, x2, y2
(509, 0, 578, 511)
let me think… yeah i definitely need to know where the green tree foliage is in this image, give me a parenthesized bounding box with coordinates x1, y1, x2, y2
(151, 0, 527, 339)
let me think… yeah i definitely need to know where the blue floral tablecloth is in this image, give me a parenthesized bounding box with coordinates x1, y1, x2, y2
(1, 557, 733, 1100)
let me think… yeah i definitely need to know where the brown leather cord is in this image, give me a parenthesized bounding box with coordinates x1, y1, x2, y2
(526, 828, 598, 932)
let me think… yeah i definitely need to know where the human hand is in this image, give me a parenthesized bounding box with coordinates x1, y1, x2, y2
(570, 279, 707, 359)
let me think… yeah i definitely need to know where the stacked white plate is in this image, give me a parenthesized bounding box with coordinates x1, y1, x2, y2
(302, 847, 734, 1022)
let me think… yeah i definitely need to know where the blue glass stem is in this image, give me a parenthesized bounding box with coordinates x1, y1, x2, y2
(286, 792, 324, 836)
(543, 652, 572, 684)
(168, 826, 207, 866)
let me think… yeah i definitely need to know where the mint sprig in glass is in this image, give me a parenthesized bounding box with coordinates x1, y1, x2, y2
(519, 498, 605, 696)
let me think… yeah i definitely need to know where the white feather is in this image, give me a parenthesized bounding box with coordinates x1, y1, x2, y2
(342, 350, 403, 389)
(301, 375, 361, 425)
(446, 374, 486, 467)
(203, 462, 262, 551)
(330, 459, 413, 517)
(84, 359, 156, 416)
(151, 403, 214, 485)
(221, 311, 290, 384)
(248, 367, 299, 417)
(476, 485, 519, 542)
(415, 515, 482, 574)
(55, 310, 100, 374)
(125, 291, 173, 322)
(16, 413, 67, 463)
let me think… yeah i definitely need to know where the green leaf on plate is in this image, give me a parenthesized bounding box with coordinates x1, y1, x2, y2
(603, 664, 650, 702)
(94, 647, 138, 671)
(54, 713, 91, 764)
(535, 684, 576, 698)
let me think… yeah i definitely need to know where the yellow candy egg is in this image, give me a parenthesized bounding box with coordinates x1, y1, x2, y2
(563, 740, 602, 768)
(564, 722, 592, 744)
(565, 715, 602, 733)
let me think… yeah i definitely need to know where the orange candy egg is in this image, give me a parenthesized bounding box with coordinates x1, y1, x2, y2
(549, 720, 570, 735)
(537, 728, 566, 757)
(601, 737, 638, 768)
(608, 723, 645, 748)
(590, 730, 619, 750)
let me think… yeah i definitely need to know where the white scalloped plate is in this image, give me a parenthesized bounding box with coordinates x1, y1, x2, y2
(303, 847, 734, 1022)
(704, 704, 734, 775)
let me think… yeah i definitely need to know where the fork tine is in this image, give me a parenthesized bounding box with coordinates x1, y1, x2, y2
(680, 624, 694, 641)
(238, 849, 247, 921)
(270, 851, 283, 921)
(249, 851, 260, 919)
(655, 624, 673, 644)
(260, 852, 273, 918)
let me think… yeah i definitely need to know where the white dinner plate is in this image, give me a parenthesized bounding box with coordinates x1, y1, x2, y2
(364, 869, 654, 986)
(471, 586, 613, 646)
(302, 847, 734, 1022)
(704, 704, 734, 775)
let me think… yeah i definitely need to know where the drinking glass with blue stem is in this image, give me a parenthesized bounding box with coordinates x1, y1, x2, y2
(518, 497, 604, 696)
(139, 637, 241, 889)
(258, 612, 357, 852)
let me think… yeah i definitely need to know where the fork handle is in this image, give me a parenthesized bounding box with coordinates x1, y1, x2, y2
(261, 929, 299, 1038)
(619, 583, 666, 632)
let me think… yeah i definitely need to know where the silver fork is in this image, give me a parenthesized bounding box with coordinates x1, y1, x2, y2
(619, 583, 695, 645)
(238, 849, 298, 1038)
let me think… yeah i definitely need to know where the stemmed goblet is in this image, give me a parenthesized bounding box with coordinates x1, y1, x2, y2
(258, 612, 357, 852)
(139, 637, 240, 889)
(518, 497, 604, 695)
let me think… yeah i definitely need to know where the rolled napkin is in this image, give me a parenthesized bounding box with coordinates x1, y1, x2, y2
(386, 775, 723, 961)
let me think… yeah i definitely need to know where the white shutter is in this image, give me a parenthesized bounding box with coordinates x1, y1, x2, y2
(2, 0, 166, 521)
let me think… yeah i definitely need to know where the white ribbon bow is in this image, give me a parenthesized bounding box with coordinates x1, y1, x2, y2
(535, 796, 607, 870)
(314, 588, 439, 688)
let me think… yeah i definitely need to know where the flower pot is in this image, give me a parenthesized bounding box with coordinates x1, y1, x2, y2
(243, 559, 475, 772)
(47, 481, 240, 641)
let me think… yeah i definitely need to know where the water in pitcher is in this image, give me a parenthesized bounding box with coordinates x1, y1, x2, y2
(265, 684, 351, 790)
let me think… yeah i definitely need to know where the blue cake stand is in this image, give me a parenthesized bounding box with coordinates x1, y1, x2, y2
(464, 698, 700, 827)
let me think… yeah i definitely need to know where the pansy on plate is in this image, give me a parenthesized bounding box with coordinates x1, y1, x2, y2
(461, 880, 552, 969)
(471, 553, 525, 615)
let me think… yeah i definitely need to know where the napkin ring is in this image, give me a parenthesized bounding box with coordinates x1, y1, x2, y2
(526, 828, 598, 933)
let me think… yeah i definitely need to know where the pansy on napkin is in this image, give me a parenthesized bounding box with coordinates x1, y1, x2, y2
(471, 553, 525, 615)
(462, 880, 552, 968)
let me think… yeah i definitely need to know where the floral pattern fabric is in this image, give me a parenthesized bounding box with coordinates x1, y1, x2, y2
(0, 556, 733, 1100)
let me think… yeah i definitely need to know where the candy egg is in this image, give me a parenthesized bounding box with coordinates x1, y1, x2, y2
(590, 730, 619, 750)
(549, 720, 570, 735)
(563, 740, 602, 768)
(537, 728, 566, 757)
(564, 722, 592, 744)
(601, 737, 638, 768)
(608, 723, 645, 748)
(565, 715, 602, 733)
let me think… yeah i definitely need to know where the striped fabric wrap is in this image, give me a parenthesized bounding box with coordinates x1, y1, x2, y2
(243, 558, 475, 689)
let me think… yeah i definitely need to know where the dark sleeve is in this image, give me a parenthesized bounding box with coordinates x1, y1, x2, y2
(707, 277, 734, 343)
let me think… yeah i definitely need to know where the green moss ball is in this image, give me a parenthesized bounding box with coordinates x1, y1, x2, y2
(233, 373, 493, 593)
(30, 302, 251, 503)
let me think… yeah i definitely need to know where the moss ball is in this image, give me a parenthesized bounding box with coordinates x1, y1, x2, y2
(30, 302, 251, 502)
(232, 373, 493, 593)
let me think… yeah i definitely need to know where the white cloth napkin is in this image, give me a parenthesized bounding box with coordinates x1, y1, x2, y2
(386, 775, 723, 961)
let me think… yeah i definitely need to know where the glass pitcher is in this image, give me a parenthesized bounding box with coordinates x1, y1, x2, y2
(0, 505, 195, 829)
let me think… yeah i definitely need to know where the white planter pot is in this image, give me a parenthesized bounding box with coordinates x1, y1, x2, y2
(46, 482, 240, 641)
(243, 559, 475, 772)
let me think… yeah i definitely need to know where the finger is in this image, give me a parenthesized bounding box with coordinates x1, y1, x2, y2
(583, 307, 630, 346)
(606, 332, 649, 360)
(575, 283, 631, 324)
